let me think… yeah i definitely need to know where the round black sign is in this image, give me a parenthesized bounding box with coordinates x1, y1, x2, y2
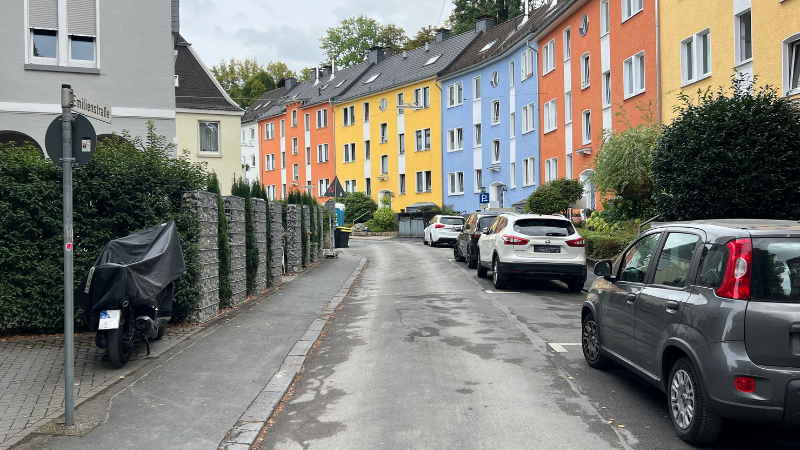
(45, 114, 97, 167)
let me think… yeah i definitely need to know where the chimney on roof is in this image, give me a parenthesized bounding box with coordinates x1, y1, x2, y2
(320, 65, 332, 78)
(284, 77, 297, 90)
(424, 42, 429, 52)
(402, 49, 408, 59)
(435, 28, 451, 43)
(368, 46, 384, 65)
(383, 47, 395, 58)
(523, 0, 530, 22)
(475, 15, 494, 33)
(311, 67, 318, 84)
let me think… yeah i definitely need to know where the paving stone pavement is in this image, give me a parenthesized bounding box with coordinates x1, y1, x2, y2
(0, 326, 199, 449)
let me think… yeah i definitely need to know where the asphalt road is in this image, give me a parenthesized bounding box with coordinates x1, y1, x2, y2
(259, 238, 800, 450)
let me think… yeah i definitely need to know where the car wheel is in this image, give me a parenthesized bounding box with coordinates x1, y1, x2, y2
(567, 277, 586, 293)
(476, 250, 489, 278)
(581, 313, 614, 370)
(492, 256, 507, 289)
(467, 248, 477, 269)
(430, 239, 437, 248)
(668, 357, 723, 444)
(454, 246, 466, 262)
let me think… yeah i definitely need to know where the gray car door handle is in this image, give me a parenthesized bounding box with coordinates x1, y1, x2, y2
(666, 300, 680, 312)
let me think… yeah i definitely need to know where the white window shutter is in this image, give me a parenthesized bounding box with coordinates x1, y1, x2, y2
(29, 0, 59, 29)
(68, 0, 97, 35)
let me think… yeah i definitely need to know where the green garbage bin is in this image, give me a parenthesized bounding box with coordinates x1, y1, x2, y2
(335, 226, 351, 248)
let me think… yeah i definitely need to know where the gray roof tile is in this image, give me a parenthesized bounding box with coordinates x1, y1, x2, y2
(174, 34, 242, 113)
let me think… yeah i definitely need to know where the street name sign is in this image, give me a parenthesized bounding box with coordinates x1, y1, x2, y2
(73, 96, 112, 124)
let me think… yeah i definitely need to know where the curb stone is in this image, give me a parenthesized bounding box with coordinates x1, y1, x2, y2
(219, 256, 367, 450)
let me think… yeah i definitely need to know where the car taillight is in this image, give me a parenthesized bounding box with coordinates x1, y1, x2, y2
(716, 238, 752, 300)
(734, 376, 756, 393)
(474, 232, 481, 238)
(501, 234, 529, 245)
(566, 238, 585, 247)
(435, 224, 445, 228)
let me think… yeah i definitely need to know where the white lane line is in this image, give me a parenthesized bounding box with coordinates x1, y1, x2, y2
(548, 343, 582, 353)
(485, 289, 520, 294)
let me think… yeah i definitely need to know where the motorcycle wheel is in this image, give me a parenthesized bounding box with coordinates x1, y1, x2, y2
(106, 328, 132, 368)
(154, 323, 166, 340)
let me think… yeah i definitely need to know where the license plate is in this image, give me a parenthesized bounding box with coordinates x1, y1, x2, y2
(534, 245, 561, 253)
(98, 310, 121, 330)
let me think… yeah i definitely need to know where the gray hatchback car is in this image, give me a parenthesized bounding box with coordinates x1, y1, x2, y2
(582, 219, 800, 444)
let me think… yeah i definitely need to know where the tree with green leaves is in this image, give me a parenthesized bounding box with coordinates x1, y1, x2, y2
(298, 67, 314, 82)
(407, 25, 438, 50)
(525, 178, 584, 215)
(207, 172, 232, 307)
(266, 61, 298, 83)
(320, 15, 409, 68)
(211, 57, 264, 106)
(448, 0, 525, 35)
(240, 71, 277, 108)
(342, 191, 378, 224)
(653, 74, 800, 221)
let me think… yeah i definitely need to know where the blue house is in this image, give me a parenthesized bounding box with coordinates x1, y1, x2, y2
(439, 11, 546, 213)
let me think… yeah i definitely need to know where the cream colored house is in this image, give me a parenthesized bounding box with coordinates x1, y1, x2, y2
(174, 34, 243, 195)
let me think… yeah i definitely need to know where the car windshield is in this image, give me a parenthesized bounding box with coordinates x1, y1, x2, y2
(751, 238, 800, 303)
(440, 218, 464, 225)
(477, 217, 497, 230)
(513, 219, 575, 237)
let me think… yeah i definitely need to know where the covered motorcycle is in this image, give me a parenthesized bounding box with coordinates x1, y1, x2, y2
(75, 221, 186, 368)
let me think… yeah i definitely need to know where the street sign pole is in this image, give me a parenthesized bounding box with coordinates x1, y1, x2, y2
(60, 85, 75, 426)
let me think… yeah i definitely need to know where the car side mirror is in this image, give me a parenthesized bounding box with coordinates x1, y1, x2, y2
(594, 260, 613, 278)
(482, 227, 490, 235)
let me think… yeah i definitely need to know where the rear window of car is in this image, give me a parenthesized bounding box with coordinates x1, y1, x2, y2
(513, 219, 575, 237)
(751, 238, 800, 303)
(440, 217, 464, 225)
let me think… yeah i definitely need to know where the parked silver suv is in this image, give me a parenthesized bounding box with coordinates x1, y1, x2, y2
(582, 220, 800, 444)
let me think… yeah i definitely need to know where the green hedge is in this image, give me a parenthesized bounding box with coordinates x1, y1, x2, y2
(0, 125, 207, 333)
(582, 231, 631, 260)
(207, 173, 231, 308)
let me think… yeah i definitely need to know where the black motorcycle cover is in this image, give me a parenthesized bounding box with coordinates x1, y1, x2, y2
(76, 221, 186, 330)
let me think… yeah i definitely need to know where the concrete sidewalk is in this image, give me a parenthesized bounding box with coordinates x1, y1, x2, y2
(12, 254, 363, 450)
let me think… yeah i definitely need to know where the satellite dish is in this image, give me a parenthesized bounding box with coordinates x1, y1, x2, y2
(379, 98, 387, 111)
(579, 14, 589, 36)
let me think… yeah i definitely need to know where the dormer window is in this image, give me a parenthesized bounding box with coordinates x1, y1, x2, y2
(335, 80, 346, 88)
(480, 40, 497, 53)
(424, 54, 442, 66)
(321, 84, 329, 90)
(365, 73, 381, 83)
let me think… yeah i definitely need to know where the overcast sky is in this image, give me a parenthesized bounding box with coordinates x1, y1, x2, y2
(181, 0, 456, 72)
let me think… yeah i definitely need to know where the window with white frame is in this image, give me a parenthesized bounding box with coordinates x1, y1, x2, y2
(581, 52, 591, 89)
(492, 140, 500, 164)
(291, 110, 297, 127)
(292, 163, 299, 180)
(682, 30, 711, 85)
(474, 169, 483, 193)
(281, 184, 286, 199)
(448, 172, 464, 195)
(522, 48, 535, 79)
(447, 128, 463, 152)
(365, 178, 371, 196)
(342, 106, 355, 126)
(292, 137, 298, 155)
(280, 120, 285, 137)
(623, 52, 645, 98)
(399, 174, 406, 194)
(199, 122, 220, 153)
(398, 134, 405, 154)
(565, 91, 572, 124)
(364, 140, 371, 160)
(413, 86, 431, 108)
(473, 76, 481, 100)
(381, 155, 389, 175)
(447, 82, 464, 107)
(317, 144, 329, 162)
(544, 157, 558, 183)
(735, 10, 752, 65)
(242, 130, 246, 143)
(509, 61, 515, 87)
(316, 109, 328, 128)
(566, 154, 573, 179)
(474, 124, 482, 147)
(305, 146, 310, 164)
(787, 35, 800, 96)
(304, 113, 310, 131)
(318, 179, 330, 196)
(344, 179, 357, 193)
(265, 123, 275, 139)
(363, 102, 370, 122)
(510, 161, 516, 189)
(380, 123, 388, 143)
(543, 99, 557, 133)
(28, 0, 98, 67)
(603, 71, 612, 107)
(491, 100, 500, 125)
(266, 185, 277, 200)
(415, 129, 431, 151)
(265, 154, 276, 171)
(564, 28, 571, 61)
(523, 157, 536, 186)
(522, 102, 536, 133)
(416, 171, 432, 193)
(622, 0, 643, 22)
(510, 112, 515, 137)
(397, 92, 405, 115)
(582, 110, 592, 144)
(543, 39, 556, 74)
(343, 143, 356, 163)
(601, 0, 610, 36)
(281, 150, 285, 168)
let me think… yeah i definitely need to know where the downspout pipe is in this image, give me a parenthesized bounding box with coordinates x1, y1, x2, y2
(655, 0, 662, 125)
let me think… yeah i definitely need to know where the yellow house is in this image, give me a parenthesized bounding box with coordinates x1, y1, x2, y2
(334, 31, 479, 212)
(174, 35, 244, 195)
(660, 0, 800, 123)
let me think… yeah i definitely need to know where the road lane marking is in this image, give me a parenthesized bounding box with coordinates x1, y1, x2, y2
(548, 343, 582, 352)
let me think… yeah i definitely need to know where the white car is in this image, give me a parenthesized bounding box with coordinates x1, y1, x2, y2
(475, 213, 587, 291)
(423, 215, 465, 247)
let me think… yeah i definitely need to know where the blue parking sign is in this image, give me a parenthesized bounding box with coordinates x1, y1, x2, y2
(479, 193, 490, 204)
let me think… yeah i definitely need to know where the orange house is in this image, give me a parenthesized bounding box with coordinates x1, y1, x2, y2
(536, 0, 658, 210)
(256, 64, 371, 202)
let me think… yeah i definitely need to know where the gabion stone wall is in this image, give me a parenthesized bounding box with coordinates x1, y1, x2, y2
(286, 204, 302, 273)
(224, 196, 246, 307)
(269, 203, 284, 285)
(302, 205, 310, 267)
(251, 198, 268, 292)
(182, 190, 219, 324)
